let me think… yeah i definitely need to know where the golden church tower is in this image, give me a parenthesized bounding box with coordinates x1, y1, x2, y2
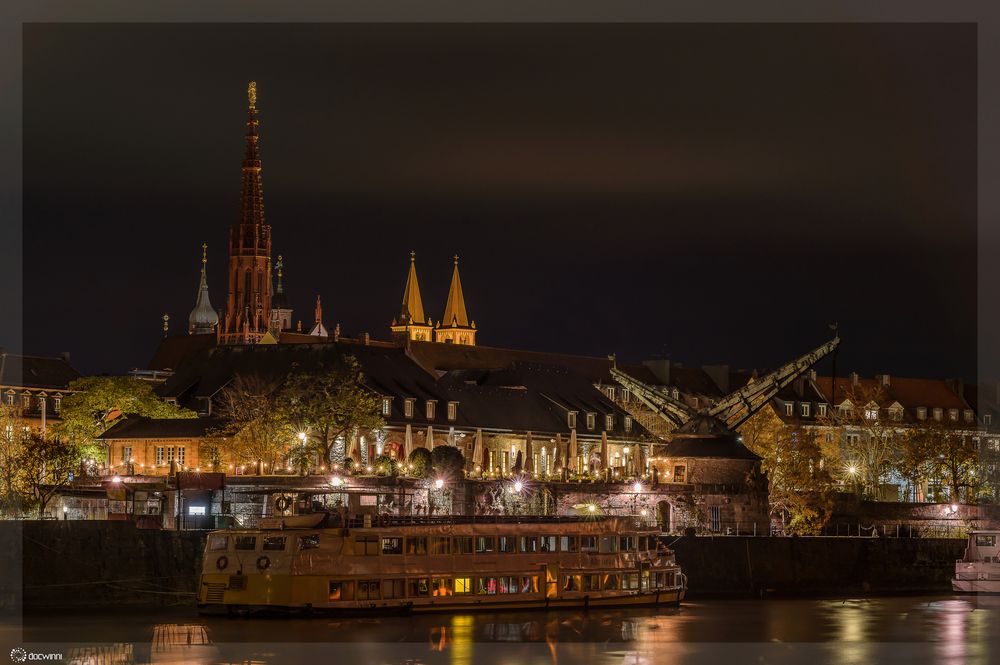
(390, 252, 434, 342)
(434, 255, 476, 345)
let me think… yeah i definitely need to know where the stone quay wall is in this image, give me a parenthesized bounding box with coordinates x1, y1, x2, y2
(2, 521, 967, 610)
(673, 535, 966, 597)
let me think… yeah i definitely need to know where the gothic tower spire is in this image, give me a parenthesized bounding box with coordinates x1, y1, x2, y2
(434, 254, 477, 345)
(221, 81, 273, 344)
(188, 243, 219, 335)
(390, 251, 433, 343)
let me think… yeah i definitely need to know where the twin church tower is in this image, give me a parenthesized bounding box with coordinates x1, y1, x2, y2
(186, 82, 477, 347)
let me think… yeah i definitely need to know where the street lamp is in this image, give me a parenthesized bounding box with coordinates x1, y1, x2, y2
(513, 480, 524, 493)
(434, 478, 445, 490)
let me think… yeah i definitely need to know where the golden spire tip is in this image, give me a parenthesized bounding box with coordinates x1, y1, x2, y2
(248, 81, 257, 110)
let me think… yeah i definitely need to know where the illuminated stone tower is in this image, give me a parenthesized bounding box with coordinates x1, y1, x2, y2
(390, 251, 434, 342)
(434, 255, 476, 345)
(220, 81, 273, 344)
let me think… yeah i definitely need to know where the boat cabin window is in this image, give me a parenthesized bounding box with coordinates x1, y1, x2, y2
(382, 537, 403, 555)
(521, 575, 539, 593)
(976, 535, 997, 548)
(430, 537, 452, 555)
(329, 581, 354, 601)
(208, 535, 229, 551)
(477, 577, 498, 595)
(540, 536, 557, 552)
(563, 575, 581, 591)
(454, 576, 473, 594)
(582, 574, 602, 592)
(234, 536, 257, 551)
(354, 536, 379, 556)
(262, 536, 287, 552)
(498, 536, 517, 553)
(602, 573, 620, 590)
(475, 536, 495, 554)
(560, 536, 579, 552)
(299, 534, 320, 550)
(432, 578, 454, 596)
(580, 536, 598, 553)
(408, 578, 430, 597)
(520, 536, 539, 553)
(653, 572, 675, 588)
(622, 573, 640, 590)
(642, 570, 651, 591)
(383, 579, 405, 599)
(620, 535, 637, 551)
(454, 537, 474, 554)
(497, 576, 519, 594)
(358, 580, 381, 601)
(406, 537, 427, 555)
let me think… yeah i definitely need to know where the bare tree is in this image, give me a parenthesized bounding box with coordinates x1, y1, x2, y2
(213, 375, 293, 474)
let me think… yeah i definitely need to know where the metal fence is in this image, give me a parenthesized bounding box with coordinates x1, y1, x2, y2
(671, 520, 970, 539)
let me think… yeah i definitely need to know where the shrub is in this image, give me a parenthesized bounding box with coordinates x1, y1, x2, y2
(408, 448, 432, 478)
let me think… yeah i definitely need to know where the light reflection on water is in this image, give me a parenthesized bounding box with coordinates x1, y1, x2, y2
(7, 595, 1000, 665)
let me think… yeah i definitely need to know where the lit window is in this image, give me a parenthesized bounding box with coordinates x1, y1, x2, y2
(605, 414, 614, 431)
(917, 407, 927, 421)
(818, 404, 827, 417)
(800, 404, 810, 417)
(53, 397, 61, 412)
(671, 388, 680, 400)
(948, 409, 959, 421)
(187, 505, 206, 516)
(177, 446, 185, 466)
(37, 396, 46, 411)
(568, 412, 577, 429)
(21, 394, 30, 409)
(586, 413, 595, 430)
(933, 408, 943, 422)
(987, 414, 994, 426)
(454, 577, 472, 594)
(964, 410, 974, 423)
(447, 401, 458, 422)
(404, 398, 415, 418)
(382, 398, 392, 416)
(865, 408, 878, 420)
(121, 446, 132, 463)
(4, 394, 12, 406)
(624, 416, 632, 433)
(155, 447, 164, 465)
(426, 401, 436, 420)
(785, 403, 794, 417)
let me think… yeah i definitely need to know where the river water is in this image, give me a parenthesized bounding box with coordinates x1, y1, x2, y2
(5, 594, 1000, 664)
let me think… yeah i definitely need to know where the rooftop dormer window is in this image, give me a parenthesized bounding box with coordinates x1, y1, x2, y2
(624, 416, 632, 433)
(382, 398, 392, 417)
(447, 401, 458, 422)
(933, 408, 943, 422)
(948, 408, 959, 422)
(586, 413, 596, 431)
(817, 403, 828, 417)
(785, 402, 794, 417)
(964, 410, 974, 423)
(404, 398, 415, 419)
(917, 407, 927, 421)
(605, 414, 614, 431)
(568, 411, 577, 429)
(426, 400, 437, 421)
(800, 403, 810, 417)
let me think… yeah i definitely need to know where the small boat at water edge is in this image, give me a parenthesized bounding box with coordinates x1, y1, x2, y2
(953, 529, 1000, 593)
(197, 516, 686, 615)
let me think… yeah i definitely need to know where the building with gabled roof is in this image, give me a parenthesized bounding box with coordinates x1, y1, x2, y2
(0, 349, 81, 432)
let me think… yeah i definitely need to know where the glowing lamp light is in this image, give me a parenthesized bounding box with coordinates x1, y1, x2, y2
(330, 475, 343, 487)
(847, 466, 858, 475)
(632, 481, 642, 493)
(640, 509, 648, 517)
(297, 431, 307, 442)
(111, 475, 121, 484)
(587, 504, 597, 513)
(513, 480, 524, 493)
(434, 478, 445, 490)
(366, 465, 373, 473)
(951, 504, 959, 514)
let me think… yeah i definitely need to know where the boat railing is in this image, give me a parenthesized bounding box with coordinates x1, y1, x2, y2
(337, 514, 642, 528)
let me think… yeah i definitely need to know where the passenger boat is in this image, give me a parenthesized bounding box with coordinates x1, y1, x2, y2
(197, 516, 686, 614)
(953, 529, 1000, 593)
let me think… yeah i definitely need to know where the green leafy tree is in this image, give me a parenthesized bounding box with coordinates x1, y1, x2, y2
(741, 407, 835, 534)
(275, 357, 384, 469)
(56, 376, 195, 461)
(373, 454, 398, 478)
(901, 419, 982, 503)
(19, 431, 84, 518)
(408, 448, 432, 478)
(213, 375, 294, 474)
(431, 445, 466, 482)
(0, 405, 30, 516)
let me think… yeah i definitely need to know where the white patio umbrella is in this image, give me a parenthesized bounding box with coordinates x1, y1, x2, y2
(472, 428, 485, 472)
(524, 431, 534, 474)
(568, 429, 578, 473)
(554, 433, 563, 471)
(600, 430, 609, 470)
(426, 425, 435, 449)
(404, 424, 413, 459)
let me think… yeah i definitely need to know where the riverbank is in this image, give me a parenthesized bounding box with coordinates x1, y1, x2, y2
(0, 522, 966, 610)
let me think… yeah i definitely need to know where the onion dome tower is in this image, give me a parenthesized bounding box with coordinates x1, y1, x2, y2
(220, 81, 273, 344)
(434, 254, 476, 345)
(188, 243, 219, 335)
(390, 251, 434, 342)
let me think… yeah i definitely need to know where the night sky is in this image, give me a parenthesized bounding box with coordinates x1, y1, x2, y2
(20, 23, 976, 379)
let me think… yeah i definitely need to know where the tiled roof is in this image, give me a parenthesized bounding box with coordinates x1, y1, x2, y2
(0, 352, 80, 390)
(148, 333, 217, 371)
(97, 416, 224, 440)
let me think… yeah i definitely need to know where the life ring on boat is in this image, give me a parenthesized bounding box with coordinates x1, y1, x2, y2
(256, 555, 271, 571)
(274, 496, 292, 512)
(216, 555, 228, 570)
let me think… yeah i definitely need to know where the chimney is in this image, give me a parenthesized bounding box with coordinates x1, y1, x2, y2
(702, 364, 730, 395)
(877, 374, 890, 387)
(642, 357, 671, 385)
(60, 351, 71, 364)
(850, 372, 860, 387)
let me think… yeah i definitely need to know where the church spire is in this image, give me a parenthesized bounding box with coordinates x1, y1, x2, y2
(188, 243, 219, 335)
(221, 80, 273, 344)
(390, 251, 434, 343)
(434, 254, 477, 346)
